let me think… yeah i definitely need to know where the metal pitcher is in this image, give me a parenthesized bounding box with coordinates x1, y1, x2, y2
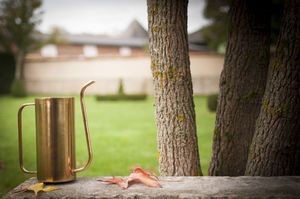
(17, 81, 95, 183)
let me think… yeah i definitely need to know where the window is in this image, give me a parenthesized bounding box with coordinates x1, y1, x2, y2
(83, 45, 98, 57)
(41, 44, 58, 57)
(119, 47, 132, 57)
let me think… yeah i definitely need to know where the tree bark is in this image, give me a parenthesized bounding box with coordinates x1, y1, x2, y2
(245, 0, 300, 176)
(147, 0, 202, 176)
(209, 0, 270, 176)
(14, 50, 25, 80)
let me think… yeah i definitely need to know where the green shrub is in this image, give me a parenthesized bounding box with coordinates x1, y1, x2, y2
(96, 94, 147, 101)
(10, 79, 27, 97)
(118, 79, 125, 95)
(207, 94, 218, 112)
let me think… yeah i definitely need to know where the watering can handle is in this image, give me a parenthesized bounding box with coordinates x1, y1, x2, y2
(17, 103, 37, 174)
(73, 80, 95, 173)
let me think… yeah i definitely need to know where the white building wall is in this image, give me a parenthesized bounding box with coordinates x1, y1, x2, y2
(24, 55, 224, 95)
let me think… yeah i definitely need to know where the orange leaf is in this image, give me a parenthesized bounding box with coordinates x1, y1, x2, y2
(97, 167, 161, 189)
(97, 177, 128, 189)
(128, 172, 161, 188)
(133, 167, 159, 181)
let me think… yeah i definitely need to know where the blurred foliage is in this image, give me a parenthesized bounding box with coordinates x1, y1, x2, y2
(0, 0, 43, 54)
(270, 0, 284, 46)
(207, 94, 218, 112)
(201, 0, 230, 52)
(47, 26, 69, 45)
(0, 0, 43, 96)
(201, 0, 284, 52)
(0, 53, 15, 94)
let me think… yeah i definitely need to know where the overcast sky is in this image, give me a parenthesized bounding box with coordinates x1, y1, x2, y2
(37, 0, 209, 35)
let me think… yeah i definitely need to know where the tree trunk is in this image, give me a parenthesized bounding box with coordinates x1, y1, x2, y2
(209, 0, 270, 176)
(245, 0, 300, 176)
(14, 50, 25, 80)
(147, 0, 202, 176)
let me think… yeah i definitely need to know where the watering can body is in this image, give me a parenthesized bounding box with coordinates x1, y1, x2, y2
(17, 81, 95, 183)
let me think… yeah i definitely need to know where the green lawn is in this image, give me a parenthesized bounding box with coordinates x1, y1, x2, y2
(0, 95, 215, 196)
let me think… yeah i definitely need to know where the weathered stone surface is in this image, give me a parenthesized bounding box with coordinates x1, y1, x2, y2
(4, 176, 300, 198)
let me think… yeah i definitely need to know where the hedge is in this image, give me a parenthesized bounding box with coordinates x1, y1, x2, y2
(96, 94, 147, 101)
(207, 94, 218, 112)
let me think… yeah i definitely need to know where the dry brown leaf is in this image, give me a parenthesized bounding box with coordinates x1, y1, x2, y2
(97, 177, 128, 189)
(97, 166, 161, 189)
(128, 168, 161, 188)
(133, 167, 159, 181)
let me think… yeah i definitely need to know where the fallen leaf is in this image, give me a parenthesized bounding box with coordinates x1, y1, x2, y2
(98, 177, 128, 189)
(133, 167, 159, 181)
(27, 183, 60, 195)
(97, 167, 161, 189)
(41, 186, 61, 192)
(27, 183, 44, 195)
(128, 167, 161, 188)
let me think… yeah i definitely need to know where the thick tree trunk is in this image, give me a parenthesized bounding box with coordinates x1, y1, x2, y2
(245, 0, 300, 176)
(147, 0, 202, 176)
(209, 0, 270, 176)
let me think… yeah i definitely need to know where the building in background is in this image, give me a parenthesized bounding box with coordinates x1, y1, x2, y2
(25, 20, 223, 95)
(27, 20, 208, 60)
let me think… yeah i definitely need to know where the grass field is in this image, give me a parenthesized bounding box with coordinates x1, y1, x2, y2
(0, 95, 215, 196)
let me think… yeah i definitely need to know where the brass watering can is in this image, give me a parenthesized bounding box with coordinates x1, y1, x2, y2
(17, 81, 95, 183)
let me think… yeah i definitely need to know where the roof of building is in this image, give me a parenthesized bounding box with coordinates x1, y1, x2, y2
(63, 19, 149, 47)
(36, 20, 207, 50)
(188, 29, 205, 44)
(120, 19, 148, 39)
(188, 29, 208, 51)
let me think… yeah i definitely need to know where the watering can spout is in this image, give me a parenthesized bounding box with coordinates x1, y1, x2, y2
(73, 80, 95, 172)
(81, 81, 96, 95)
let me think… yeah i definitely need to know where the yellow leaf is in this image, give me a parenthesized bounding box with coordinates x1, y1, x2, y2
(27, 183, 60, 195)
(27, 183, 44, 196)
(42, 186, 60, 192)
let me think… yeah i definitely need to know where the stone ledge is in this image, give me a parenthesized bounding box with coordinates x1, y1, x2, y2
(4, 176, 300, 198)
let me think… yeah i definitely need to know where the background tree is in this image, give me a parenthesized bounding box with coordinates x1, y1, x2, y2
(245, 0, 300, 176)
(209, 0, 270, 176)
(200, 0, 230, 52)
(0, 0, 42, 96)
(201, 0, 283, 52)
(147, 0, 202, 176)
(46, 26, 69, 44)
